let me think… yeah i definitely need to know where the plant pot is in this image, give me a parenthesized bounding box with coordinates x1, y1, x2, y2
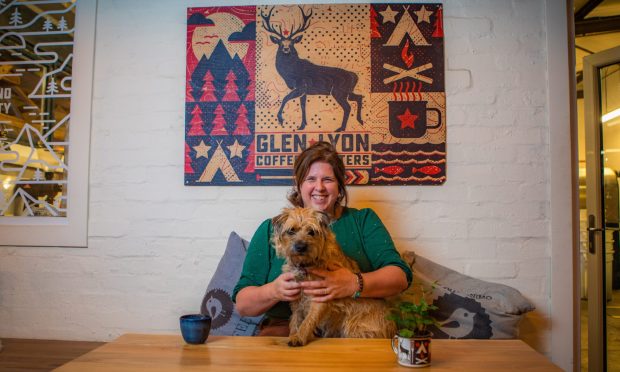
(391, 332, 432, 368)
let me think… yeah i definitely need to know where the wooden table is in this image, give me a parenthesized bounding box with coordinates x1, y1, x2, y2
(55, 333, 561, 371)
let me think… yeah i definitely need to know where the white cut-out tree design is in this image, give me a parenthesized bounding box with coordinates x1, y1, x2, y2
(58, 16, 68, 31)
(0, 2, 80, 219)
(33, 169, 44, 181)
(10, 8, 23, 26)
(43, 19, 54, 31)
(46, 78, 59, 95)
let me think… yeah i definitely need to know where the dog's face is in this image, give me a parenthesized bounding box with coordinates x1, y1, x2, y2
(272, 207, 331, 266)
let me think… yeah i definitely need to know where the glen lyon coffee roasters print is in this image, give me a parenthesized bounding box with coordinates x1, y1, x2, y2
(185, 4, 445, 186)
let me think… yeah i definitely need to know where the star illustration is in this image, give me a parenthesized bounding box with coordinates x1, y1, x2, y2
(193, 140, 212, 159)
(379, 5, 398, 24)
(227, 139, 246, 158)
(414, 5, 433, 24)
(397, 108, 418, 129)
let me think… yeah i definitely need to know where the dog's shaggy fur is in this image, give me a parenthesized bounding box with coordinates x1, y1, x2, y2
(272, 207, 396, 346)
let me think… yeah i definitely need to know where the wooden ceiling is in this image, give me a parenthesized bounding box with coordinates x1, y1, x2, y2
(574, 0, 620, 97)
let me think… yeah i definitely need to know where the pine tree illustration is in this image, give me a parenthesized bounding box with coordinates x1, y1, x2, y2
(185, 83, 194, 103)
(245, 78, 255, 102)
(370, 6, 381, 38)
(10, 8, 23, 26)
(432, 6, 444, 38)
(190, 55, 208, 101)
(231, 55, 250, 101)
(200, 71, 217, 102)
(46, 78, 59, 95)
(58, 16, 68, 31)
(187, 104, 206, 136)
(33, 169, 44, 181)
(233, 103, 251, 135)
(42, 19, 53, 31)
(222, 71, 240, 102)
(184, 143, 194, 174)
(210, 104, 228, 136)
(212, 74, 227, 102)
(244, 140, 256, 173)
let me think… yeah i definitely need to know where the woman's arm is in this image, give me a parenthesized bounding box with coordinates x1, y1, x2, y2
(358, 265, 409, 297)
(236, 272, 302, 317)
(301, 208, 410, 302)
(301, 265, 407, 302)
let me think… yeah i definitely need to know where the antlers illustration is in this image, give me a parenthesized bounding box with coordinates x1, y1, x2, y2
(260, 6, 313, 39)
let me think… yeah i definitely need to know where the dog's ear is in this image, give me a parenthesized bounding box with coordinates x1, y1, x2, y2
(271, 208, 290, 236)
(315, 210, 332, 229)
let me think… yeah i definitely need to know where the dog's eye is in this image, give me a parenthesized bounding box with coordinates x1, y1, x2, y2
(308, 229, 316, 237)
(286, 229, 296, 236)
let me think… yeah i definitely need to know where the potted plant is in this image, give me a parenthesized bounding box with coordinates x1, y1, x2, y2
(387, 283, 438, 368)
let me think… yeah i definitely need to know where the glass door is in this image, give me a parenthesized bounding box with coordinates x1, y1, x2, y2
(584, 45, 620, 372)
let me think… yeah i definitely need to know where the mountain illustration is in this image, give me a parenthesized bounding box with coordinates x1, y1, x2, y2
(0, 187, 58, 217)
(0, 124, 67, 179)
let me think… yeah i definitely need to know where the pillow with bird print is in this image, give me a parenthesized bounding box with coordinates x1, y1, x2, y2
(402, 252, 535, 339)
(201, 231, 264, 336)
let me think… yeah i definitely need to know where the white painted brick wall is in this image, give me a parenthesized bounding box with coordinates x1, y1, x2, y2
(0, 0, 556, 357)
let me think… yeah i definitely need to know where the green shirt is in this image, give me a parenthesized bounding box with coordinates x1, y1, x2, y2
(232, 207, 413, 320)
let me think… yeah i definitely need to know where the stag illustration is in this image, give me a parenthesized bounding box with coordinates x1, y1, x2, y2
(261, 6, 364, 132)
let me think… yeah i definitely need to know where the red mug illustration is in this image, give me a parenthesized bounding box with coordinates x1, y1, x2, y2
(389, 101, 442, 138)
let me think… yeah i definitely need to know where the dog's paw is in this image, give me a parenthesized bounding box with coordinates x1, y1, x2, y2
(287, 336, 306, 347)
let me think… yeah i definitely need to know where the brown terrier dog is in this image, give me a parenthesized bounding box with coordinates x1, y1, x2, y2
(272, 207, 396, 346)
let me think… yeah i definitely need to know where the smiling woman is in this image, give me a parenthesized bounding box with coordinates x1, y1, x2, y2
(299, 162, 340, 215)
(232, 141, 412, 338)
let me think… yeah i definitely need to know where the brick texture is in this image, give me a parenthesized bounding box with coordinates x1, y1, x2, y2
(0, 0, 552, 355)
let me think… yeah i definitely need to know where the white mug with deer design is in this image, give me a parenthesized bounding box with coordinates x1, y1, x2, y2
(391, 334, 432, 368)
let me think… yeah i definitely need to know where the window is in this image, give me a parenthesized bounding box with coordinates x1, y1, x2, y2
(0, 0, 96, 247)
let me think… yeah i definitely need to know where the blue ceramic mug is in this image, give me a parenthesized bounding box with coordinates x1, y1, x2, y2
(180, 314, 212, 344)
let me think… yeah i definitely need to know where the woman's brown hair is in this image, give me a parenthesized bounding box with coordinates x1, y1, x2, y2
(287, 141, 348, 208)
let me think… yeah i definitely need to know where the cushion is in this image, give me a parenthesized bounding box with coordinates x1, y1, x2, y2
(201, 231, 264, 336)
(401, 252, 535, 339)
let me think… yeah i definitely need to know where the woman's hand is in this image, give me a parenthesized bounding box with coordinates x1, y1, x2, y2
(270, 272, 302, 302)
(300, 267, 358, 303)
(236, 272, 302, 317)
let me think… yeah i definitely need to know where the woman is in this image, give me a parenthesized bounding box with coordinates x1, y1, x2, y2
(233, 141, 412, 336)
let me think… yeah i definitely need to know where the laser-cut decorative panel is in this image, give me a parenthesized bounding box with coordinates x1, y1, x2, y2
(0, 1, 75, 216)
(0, 0, 95, 247)
(185, 4, 445, 186)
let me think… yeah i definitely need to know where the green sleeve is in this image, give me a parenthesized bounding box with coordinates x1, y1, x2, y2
(232, 219, 291, 319)
(357, 208, 413, 285)
(232, 219, 273, 302)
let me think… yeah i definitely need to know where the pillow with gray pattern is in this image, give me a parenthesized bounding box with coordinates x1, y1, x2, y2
(201, 232, 264, 336)
(401, 252, 535, 339)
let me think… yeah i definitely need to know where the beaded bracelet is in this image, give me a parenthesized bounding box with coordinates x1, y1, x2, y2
(352, 272, 364, 299)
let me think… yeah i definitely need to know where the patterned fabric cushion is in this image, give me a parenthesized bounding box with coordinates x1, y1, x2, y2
(402, 252, 535, 339)
(201, 232, 264, 336)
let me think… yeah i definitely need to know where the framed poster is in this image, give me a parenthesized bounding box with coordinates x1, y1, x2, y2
(185, 4, 445, 186)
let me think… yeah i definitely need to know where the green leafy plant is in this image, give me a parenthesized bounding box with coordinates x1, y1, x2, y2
(387, 282, 439, 338)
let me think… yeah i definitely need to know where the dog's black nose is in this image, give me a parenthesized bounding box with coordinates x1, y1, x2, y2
(293, 242, 307, 254)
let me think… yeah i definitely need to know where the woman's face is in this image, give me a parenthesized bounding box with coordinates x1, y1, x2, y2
(300, 161, 340, 215)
